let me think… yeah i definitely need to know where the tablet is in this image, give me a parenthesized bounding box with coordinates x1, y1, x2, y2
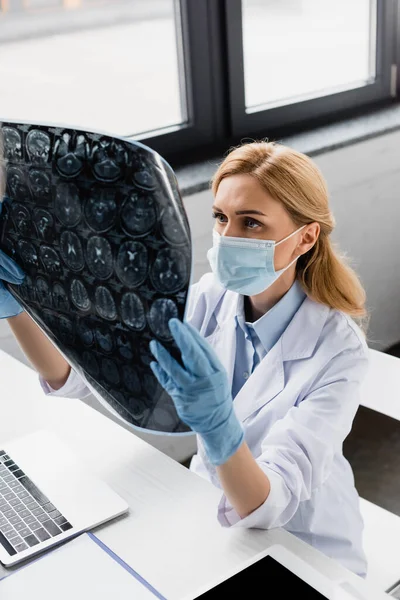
(185, 544, 346, 599)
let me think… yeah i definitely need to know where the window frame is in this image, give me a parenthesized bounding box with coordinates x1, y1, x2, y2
(1, 0, 399, 167)
(224, 0, 397, 139)
(134, 0, 219, 159)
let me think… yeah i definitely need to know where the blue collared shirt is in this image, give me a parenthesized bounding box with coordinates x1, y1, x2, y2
(232, 280, 306, 398)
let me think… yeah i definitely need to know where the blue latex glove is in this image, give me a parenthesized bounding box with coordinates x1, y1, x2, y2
(0, 249, 25, 319)
(149, 318, 244, 466)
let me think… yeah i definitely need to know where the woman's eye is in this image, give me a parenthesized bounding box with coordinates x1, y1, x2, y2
(212, 212, 227, 223)
(244, 217, 260, 229)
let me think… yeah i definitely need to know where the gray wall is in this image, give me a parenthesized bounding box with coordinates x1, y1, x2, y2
(316, 132, 400, 350)
(1, 130, 399, 462)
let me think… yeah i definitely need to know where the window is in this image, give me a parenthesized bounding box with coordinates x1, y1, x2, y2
(242, 0, 376, 110)
(226, 0, 395, 137)
(0, 0, 398, 163)
(0, 0, 186, 137)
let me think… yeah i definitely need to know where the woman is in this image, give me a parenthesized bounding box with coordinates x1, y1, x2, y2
(0, 141, 368, 576)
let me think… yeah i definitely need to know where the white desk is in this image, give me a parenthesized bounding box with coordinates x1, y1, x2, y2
(0, 349, 390, 599)
(358, 348, 400, 593)
(361, 349, 400, 421)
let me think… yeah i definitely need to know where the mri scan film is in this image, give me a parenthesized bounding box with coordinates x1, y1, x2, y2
(0, 122, 192, 434)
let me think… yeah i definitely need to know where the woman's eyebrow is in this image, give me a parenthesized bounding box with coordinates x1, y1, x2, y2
(212, 205, 267, 216)
(235, 209, 267, 216)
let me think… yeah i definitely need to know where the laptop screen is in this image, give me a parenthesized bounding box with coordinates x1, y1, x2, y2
(194, 555, 328, 598)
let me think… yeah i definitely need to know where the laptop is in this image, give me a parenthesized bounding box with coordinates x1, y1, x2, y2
(0, 429, 128, 567)
(185, 544, 368, 600)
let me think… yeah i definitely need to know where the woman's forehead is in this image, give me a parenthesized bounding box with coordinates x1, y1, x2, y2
(215, 174, 283, 214)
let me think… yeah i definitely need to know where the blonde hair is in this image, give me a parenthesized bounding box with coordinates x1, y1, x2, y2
(212, 141, 366, 320)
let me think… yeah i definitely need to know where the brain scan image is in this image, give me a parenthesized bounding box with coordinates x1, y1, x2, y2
(39, 245, 62, 275)
(86, 236, 113, 280)
(26, 130, 51, 164)
(55, 132, 88, 178)
(85, 187, 117, 233)
(77, 321, 94, 347)
(52, 283, 69, 312)
(150, 248, 189, 294)
(70, 278, 91, 312)
(60, 230, 84, 271)
(160, 206, 188, 245)
(120, 292, 146, 331)
(10, 203, 32, 236)
(147, 298, 179, 341)
(95, 327, 114, 353)
(116, 241, 148, 287)
(19, 275, 35, 303)
(91, 138, 127, 182)
(7, 167, 29, 200)
(17, 240, 38, 268)
(29, 169, 51, 204)
(0, 121, 191, 434)
(55, 183, 82, 227)
(121, 194, 157, 237)
(116, 332, 134, 360)
(35, 276, 51, 308)
(33, 208, 54, 241)
(3, 127, 22, 161)
(95, 285, 117, 321)
(133, 168, 156, 191)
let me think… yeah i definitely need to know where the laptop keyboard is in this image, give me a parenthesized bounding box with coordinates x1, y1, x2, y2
(0, 450, 72, 556)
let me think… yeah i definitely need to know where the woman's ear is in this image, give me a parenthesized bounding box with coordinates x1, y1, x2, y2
(297, 223, 320, 256)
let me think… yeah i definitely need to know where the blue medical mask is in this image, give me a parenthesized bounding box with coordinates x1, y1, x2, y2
(207, 226, 305, 296)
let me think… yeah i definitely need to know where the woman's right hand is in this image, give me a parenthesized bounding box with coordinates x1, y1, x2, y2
(0, 249, 25, 319)
(0, 245, 70, 389)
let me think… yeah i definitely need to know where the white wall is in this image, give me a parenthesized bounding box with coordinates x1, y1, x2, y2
(1, 130, 399, 462)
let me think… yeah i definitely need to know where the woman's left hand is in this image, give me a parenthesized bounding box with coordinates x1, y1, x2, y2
(149, 319, 244, 466)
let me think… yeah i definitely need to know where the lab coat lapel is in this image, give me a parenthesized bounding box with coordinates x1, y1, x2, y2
(205, 318, 237, 391)
(203, 288, 239, 390)
(233, 338, 284, 422)
(232, 297, 330, 423)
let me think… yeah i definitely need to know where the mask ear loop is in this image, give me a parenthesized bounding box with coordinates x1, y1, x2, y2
(275, 224, 306, 247)
(274, 225, 307, 275)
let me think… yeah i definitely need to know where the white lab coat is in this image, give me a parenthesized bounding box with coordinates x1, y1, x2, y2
(186, 273, 368, 577)
(41, 272, 368, 576)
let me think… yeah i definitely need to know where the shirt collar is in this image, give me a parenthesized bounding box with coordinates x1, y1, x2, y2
(235, 280, 307, 352)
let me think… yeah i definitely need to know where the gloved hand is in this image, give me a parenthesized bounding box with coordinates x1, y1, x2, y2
(149, 318, 244, 466)
(0, 249, 25, 319)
